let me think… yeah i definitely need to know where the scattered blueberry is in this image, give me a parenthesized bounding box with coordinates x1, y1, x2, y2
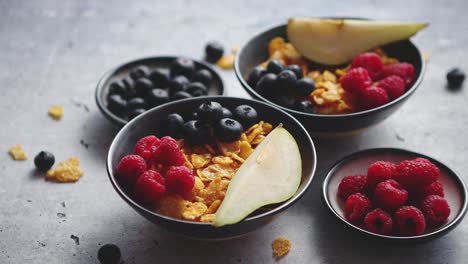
(149, 69, 170, 88)
(193, 69, 213, 87)
(170, 57, 196, 78)
(108, 94, 127, 115)
(108, 81, 127, 96)
(295, 78, 316, 96)
(169, 75, 190, 94)
(447, 68, 465, 88)
(215, 118, 243, 142)
(205, 41, 224, 63)
(186, 82, 208, 97)
(277, 70, 297, 88)
(34, 151, 55, 172)
(126, 97, 146, 111)
(233, 105, 258, 128)
(166, 113, 185, 137)
(255, 73, 277, 97)
(127, 108, 145, 120)
(247, 66, 267, 88)
(134, 78, 153, 97)
(147, 88, 169, 107)
(287, 64, 303, 79)
(295, 100, 315, 113)
(97, 244, 122, 264)
(266, 60, 284, 74)
(221, 107, 233, 118)
(183, 120, 211, 145)
(196, 101, 224, 123)
(130, 65, 151, 81)
(171, 91, 193, 101)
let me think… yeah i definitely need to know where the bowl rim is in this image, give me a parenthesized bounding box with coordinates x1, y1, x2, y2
(234, 20, 426, 118)
(95, 55, 225, 126)
(321, 147, 468, 240)
(106, 95, 317, 226)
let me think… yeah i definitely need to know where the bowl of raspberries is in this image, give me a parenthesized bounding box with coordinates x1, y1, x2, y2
(322, 148, 467, 241)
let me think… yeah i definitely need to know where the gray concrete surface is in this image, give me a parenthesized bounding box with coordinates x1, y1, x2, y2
(0, 0, 467, 263)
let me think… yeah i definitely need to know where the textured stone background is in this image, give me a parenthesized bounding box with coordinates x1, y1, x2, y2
(0, 0, 467, 263)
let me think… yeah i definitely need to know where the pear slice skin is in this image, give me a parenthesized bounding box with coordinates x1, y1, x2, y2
(213, 126, 302, 227)
(287, 18, 428, 65)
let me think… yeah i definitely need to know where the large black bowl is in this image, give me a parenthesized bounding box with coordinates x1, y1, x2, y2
(235, 22, 426, 134)
(107, 96, 316, 240)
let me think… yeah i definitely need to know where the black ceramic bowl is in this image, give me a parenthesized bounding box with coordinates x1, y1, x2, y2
(322, 148, 467, 242)
(96, 56, 225, 126)
(107, 96, 317, 240)
(235, 22, 426, 135)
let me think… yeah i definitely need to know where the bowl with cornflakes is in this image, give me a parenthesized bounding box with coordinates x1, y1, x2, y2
(234, 19, 426, 135)
(107, 96, 316, 240)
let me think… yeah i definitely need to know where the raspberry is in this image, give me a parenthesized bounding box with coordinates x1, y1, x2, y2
(133, 170, 166, 204)
(338, 175, 368, 200)
(133, 135, 161, 163)
(152, 136, 185, 166)
(382, 63, 415, 86)
(367, 161, 395, 191)
(394, 206, 426, 236)
(164, 165, 195, 195)
(377, 75, 406, 100)
(364, 209, 393, 235)
(345, 193, 372, 224)
(116, 155, 147, 185)
(361, 86, 389, 109)
(374, 180, 408, 211)
(340, 67, 372, 94)
(420, 195, 450, 226)
(394, 158, 439, 188)
(351, 52, 384, 81)
(412, 181, 445, 201)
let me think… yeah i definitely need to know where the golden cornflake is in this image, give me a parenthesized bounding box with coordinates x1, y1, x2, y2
(191, 153, 212, 169)
(216, 140, 240, 156)
(207, 199, 221, 214)
(200, 214, 216, 223)
(48, 105, 64, 120)
(154, 195, 188, 219)
(217, 54, 235, 69)
(182, 202, 208, 220)
(251, 135, 266, 145)
(194, 176, 205, 190)
(239, 141, 253, 159)
(8, 144, 28, 160)
(272, 237, 292, 258)
(46, 157, 83, 182)
(212, 156, 233, 166)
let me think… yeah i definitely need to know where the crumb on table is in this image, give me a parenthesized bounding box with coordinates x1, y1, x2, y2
(48, 105, 64, 120)
(47, 157, 83, 182)
(272, 237, 291, 258)
(8, 144, 28, 160)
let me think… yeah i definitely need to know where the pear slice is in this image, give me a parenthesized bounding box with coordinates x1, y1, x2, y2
(213, 125, 302, 227)
(287, 18, 428, 65)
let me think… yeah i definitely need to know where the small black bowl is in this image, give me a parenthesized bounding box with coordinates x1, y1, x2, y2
(96, 56, 225, 126)
(235, 21, 426, 135)
(322, 148, 467, 242)
(107, 96, 317, 240)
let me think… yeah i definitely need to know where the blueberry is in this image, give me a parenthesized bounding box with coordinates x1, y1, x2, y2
(147, 88, 169, 107)
(233, 105, 258, 128)
(295, 77, 316, 96)
(183, 120, 211, 145)
(271, 93, 296, 108)
(134, 78, 153, 97)
(107, 94, 127, 115)
(165, 113, 184, 137)
(221, 107, 233, 118)
(295, 100, 315, 113)
(266, 60, 284, 74)
(447, 68, 465, 88)
(169, 75, 190, 94)
(130, 65, 151, 81)
(170, 57, 196, 78)
(193, 69, 213, 87)
(196, 101, 224, 123)
(126, 97, 147, 111)
(34, 151, 55, 172)
(255, 73, 277, 97)
(97, 244, 122, 264)
(108, 81, 127, 96)
(287, 64, 303, 79)
(277, 70, 297, 88)
(215, 118, 243, 142)
(188, 112, 198, 121)
(127, 108, 145, 120)
(121, 76, 136, 98)
(247, 66, 267, 88)
(186, 82, 208, 97)
(171, 91, 193, 101)
(205, 41, 224, 63)
(149, 69, 170, 88)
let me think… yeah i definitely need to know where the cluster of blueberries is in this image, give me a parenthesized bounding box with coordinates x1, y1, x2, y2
(164, 101, 258, 144)
(107, 58, 214, 120)
(248, 59, 316, 113)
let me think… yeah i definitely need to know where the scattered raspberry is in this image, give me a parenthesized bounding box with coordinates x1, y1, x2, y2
(364, 209, 393, 235)
(367, 161, 395, 191)
(382, 63, 415, 86)
(133, 170, 166, 204)
(374, 180, 408, 211)
(133, 135, 161, 163)
(394, 158, 439, 188)
(152, 136, 185, 166)
(164, 165, 195, 195)
(117, 155, 147, 185)
(361, 86, 390, 109)
(420, 195, 450, 226)
(394, 206, 426, 236)
(338, 175, 368, 200)
(351, 52, 384, 80)
(340, 67, 372, 94)
(345, 193, 372, 224)
(377, 75, 406, 100)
